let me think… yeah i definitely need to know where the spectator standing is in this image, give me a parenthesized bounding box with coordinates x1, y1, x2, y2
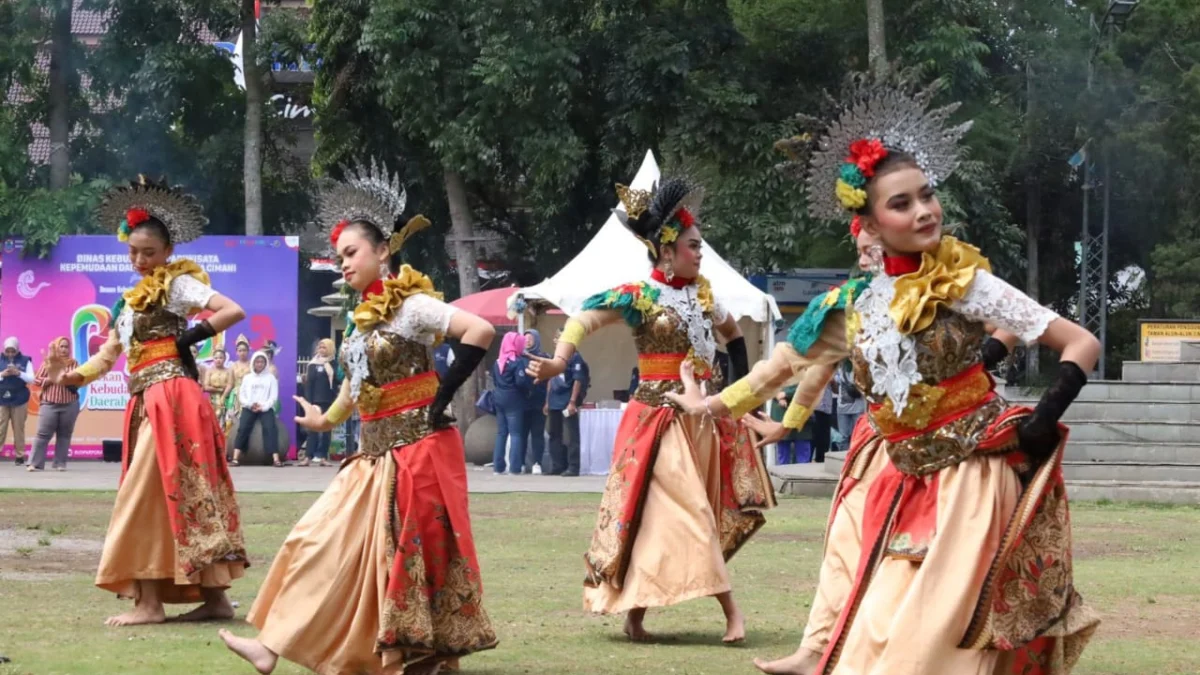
(769, 385, 813, 464)
(300, 339, 337, 467)
(0, 337, 34, 466)
(489, 332, 529, 475)
(545, 329, 589, 476)
(811, 381, 834, 463)
(834, 362, 865, 451)
(230, 351, 281, 467)
(29, 336, 79, 471)
(522, 329, 550, 473)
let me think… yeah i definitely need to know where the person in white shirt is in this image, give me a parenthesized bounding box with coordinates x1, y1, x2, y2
(230, 351, 280, 466)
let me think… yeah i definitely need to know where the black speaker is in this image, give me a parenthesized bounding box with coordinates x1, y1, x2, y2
(101, 439, 122, 463)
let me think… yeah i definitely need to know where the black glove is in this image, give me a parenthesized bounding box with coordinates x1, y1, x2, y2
(981, 336, 1009, 371)
(726, 337, 749, 382)
(176, 320, 215, 381)
(429, 342, 487, 429)
(1017, 361, 1088, 463)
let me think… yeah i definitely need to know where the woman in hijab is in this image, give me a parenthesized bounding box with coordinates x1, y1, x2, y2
(522, 329, 550, 473)
(301, 339, 337, 467)
(490, 332, 531, 475)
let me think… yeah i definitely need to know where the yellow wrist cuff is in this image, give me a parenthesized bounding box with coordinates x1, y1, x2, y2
(782, 402, 813, 430)
(560, 319, 587, 347)
(325, 397, 352, 426)
(718, 379, 762, 419)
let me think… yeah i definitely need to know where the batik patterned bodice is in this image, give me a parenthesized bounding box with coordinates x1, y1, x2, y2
(849, 269, 1057, 475)
(115, 274, 214, 394)
(340, 292, 457, 457)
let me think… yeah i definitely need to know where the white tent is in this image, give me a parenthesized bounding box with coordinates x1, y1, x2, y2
(516, 150, 782, 323)
(509, 150, 782, 405)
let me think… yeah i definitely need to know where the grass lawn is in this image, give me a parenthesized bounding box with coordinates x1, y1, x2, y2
(0, 491, 1198, 675)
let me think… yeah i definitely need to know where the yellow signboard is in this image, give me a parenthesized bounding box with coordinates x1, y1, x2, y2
(1139, 320, 1200, 362)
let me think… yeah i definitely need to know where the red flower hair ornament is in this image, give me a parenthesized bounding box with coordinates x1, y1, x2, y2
(330, 219, 350, 248)
(847, 138, 888, 178)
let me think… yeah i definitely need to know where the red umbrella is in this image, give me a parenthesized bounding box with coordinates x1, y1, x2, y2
(450, 286, 561, 326)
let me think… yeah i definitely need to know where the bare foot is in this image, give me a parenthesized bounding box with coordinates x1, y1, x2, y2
(752, 647, 821, 675)
(623, 611, 652, 643)
(104, 603, 166, 627)
(723, 606, 746, 644)
(220, 629, 277, 674)
(169, 595, 235, 622)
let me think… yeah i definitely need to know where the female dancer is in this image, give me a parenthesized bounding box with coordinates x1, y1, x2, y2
(526, 177, 775, 643)
(220, 161, 497, 675)
(671, 72, 1099, 674)
(203, 348, 234, 430)
(58, 176, 248, 626)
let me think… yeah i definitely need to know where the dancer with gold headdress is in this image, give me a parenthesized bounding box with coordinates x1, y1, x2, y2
(670, 70, 1100, 675)
(220, 160, 497, 675)
(225, 334, 253, 436)
(57, 176, 249, 627)
(525, 177, 775, 644)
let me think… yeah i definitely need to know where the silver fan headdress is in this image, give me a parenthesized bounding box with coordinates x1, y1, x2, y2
(96, 175, 208, 244)
(312, 158, 410, 256)
(776, 68, 973, 224)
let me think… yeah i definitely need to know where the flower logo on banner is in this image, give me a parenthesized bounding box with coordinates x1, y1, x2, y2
(16, 270, 49, 299)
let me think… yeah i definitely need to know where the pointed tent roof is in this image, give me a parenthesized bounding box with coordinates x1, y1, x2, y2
(514, 151, 782, 323)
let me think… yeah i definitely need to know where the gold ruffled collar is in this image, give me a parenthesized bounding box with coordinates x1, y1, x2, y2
(696, 275, 715, 314)
(352, 264, 443, 332)
(124, 259, 211, 313)
(889, 236, 991, 335)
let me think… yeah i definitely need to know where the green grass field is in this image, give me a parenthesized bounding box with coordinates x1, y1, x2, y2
(0, 491, 1197, 674)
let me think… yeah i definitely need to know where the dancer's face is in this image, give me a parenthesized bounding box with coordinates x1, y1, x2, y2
(337, 227, 389, 293)
(663, 226, 703, 279)
(856, 230, 883, 272)
(863, 166, 943, 256)
(237, 344, 248, 360)
(127, 228, 172, 276)
(214, 350, 226, 367)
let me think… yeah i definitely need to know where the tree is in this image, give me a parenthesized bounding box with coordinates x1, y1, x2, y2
(46, 0, 73, 190)
(241, 0, 263, 235)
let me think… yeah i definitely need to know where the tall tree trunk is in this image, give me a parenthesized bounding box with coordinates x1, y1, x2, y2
(47, 0, 72, 191)
(444, 169, 480, 429)
(242, 0, 264, 236)
(1024, 63, 1040, 380)
(865, 0, 887, 78)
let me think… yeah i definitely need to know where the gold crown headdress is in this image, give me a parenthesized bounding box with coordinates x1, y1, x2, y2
(775, 68, 973, 225)
(307, 158, 428, 256)
(613, 177, 704, 259)
(96, 175, 208, 244)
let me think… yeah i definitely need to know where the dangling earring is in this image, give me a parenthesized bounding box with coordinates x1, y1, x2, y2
(378, 261, 390, 280)
(664, 258, 675, 282)
(867, 245, 885, 276)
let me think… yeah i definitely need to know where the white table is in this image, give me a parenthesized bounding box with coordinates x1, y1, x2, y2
(579, 408, 623, 476)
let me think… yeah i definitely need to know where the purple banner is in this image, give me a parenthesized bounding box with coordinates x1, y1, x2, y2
(0, 236, 299, 459)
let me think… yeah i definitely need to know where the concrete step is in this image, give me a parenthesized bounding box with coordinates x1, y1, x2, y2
(1064, 441, 1200, 464)
(998, 382, 1200, 404)
(1122, 361, 1200, 383)
(1064, 480, 1200, 505)
(1067, 421, 1200, 444)
(1062, 461, 1200, 483)
(1054, 401, 1200, 423)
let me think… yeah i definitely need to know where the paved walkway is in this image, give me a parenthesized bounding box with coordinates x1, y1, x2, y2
(0, 461, 609, 494)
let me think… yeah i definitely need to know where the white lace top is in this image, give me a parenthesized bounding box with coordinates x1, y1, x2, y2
(116, 275, 216, 352)
(342, 293, 458, 402)
(646, 277, 729, 367)
(855, 269, 1058, 414)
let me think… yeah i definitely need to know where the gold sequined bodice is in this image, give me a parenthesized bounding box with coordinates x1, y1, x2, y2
(851, 307, 1007, 475)
(631, 307, 725, 407)
(126, 304, 190, 394)
(349, 327, 440, 458)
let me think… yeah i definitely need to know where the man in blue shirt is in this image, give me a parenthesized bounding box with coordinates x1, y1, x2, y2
(544, 329, 588, 476)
